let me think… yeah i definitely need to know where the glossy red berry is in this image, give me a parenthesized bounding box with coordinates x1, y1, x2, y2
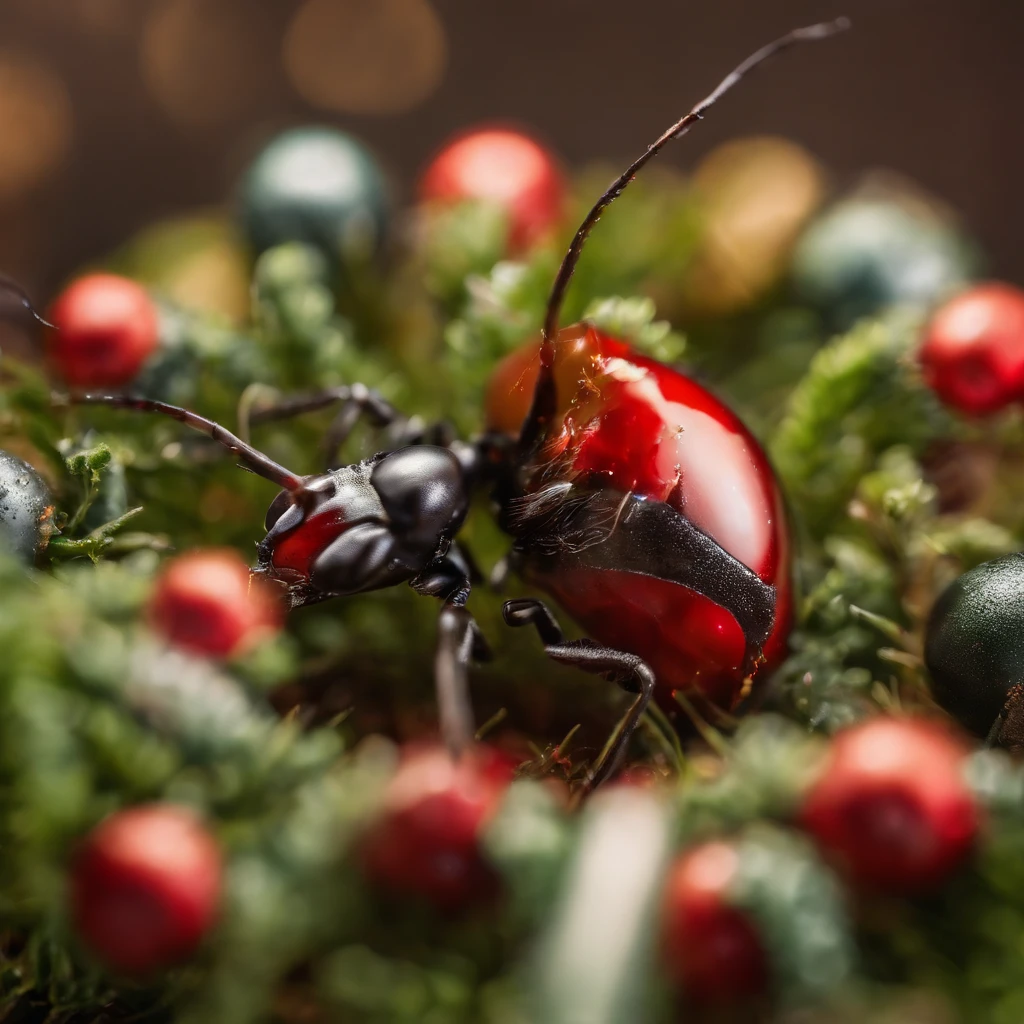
(660, 841, 769, 1005)
(420, 127, 566, 251)
(148, 549, 283, 658)
(486, 324, 791, 710)
(800, 717, 979, 892)
(46, 274, 160, 388)
(360, 745, 514, 911)
(919, 283, 1024, 416)
(71, 805, 222, 975)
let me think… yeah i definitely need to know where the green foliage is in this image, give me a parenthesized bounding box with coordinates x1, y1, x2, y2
(770, 311, 953, 538)
(5, 147, 1024, 1024)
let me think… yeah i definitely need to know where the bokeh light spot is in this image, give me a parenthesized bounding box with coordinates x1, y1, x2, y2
(684, 137, 825, 314)
(142, 0, 276, 129)
(284, 0, 447, 115)
(0, 53, 72, 202)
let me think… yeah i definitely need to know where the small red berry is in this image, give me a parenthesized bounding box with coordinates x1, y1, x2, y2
(46, 274, 160, 388)
(420, 127, 566, 251)
(360, 745, 514, 911)
(660, 841, 769, 1005)
(919, 282, 1024, 416)
(148, 549, 283, 658)
(800, 717, 979, 892)
(71, 804, 222, 975)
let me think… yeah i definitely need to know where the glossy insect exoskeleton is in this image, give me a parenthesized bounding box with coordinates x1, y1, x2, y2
(57, 19, 847, 790)
(485, 323, 791, 711)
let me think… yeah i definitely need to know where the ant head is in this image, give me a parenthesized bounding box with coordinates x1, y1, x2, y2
(62, 397, 469, 605)
(259, 446, 469, 603)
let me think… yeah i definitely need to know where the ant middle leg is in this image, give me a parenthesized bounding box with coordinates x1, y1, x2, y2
(412, 553, 490, 759)
(503, 597, 655, 792)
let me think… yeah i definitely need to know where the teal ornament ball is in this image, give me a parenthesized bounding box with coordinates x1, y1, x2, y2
(0, 451, 52, 564)
(792, 198, 974, 330)
(924, 553, 1024, 737)
(237, 127, 389, 267)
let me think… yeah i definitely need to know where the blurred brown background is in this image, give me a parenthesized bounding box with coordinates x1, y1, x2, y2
(0, 0, 1020, 299)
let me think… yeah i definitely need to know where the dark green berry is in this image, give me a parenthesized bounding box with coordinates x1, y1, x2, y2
(0, 450, 53, 564)
(924, 553, 1024, 736)
(236, 127, 389, 269)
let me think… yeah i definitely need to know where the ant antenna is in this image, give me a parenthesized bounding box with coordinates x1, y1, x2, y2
(0, 273, 56, 329)
(65, 394, 308, 494)
(517, 18, 850, 455)
(541, 18, 850, 350)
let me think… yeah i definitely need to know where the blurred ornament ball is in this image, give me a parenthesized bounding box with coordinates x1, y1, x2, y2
(683, 137, 824, 315)
(360, 744, 514, 911)
(660, 840, 768, 1005)
(800, 717, 978, 892)
(919, 283, 1024, 416)
(420, 127, 566, 252)
(148, 549, 283, 659)
(71, 804, 222, 976)
(111, 215, 250, 324)
(925, 553, 1024, 738)
(46, 274, 160, 388)
(792, 192, 974, 329)
(236, 126, 389, 266)
(0, 450, 53, 563)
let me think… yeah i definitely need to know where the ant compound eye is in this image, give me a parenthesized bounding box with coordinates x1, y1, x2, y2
(264, 489, 294, 531)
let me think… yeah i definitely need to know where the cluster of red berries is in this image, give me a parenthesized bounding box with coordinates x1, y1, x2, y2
(68, 712, 977, 989)
(659, 716, 977, 1007)
(71, 742, 514, 975)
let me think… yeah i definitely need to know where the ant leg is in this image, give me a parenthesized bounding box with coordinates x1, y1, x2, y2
(503, 597, 655, 791)
(502, 596, 563, 644)
(436, 604, 490, 757)
(243, 383, 458, 470)
(453, 542, 484, 586)
(242, 383, 405, 468)
(413, 556, 490, 758)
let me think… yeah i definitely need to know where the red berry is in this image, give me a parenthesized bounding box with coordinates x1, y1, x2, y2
(420, 128, 566, 251)
(919, 283, 1024, 416)
(46, 274, 160, 388)
(360, 745, 514, 911)
(71, 805, 222, 975)
(148, 549, 283, 658)
(800, 717, 979, 892)
(660, 841, 769, 1005)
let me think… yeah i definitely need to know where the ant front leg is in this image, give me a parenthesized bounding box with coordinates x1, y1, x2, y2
(411, 550, 490, 757)
(242, 383, 404, 469)
(503, 597, 655, 792)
